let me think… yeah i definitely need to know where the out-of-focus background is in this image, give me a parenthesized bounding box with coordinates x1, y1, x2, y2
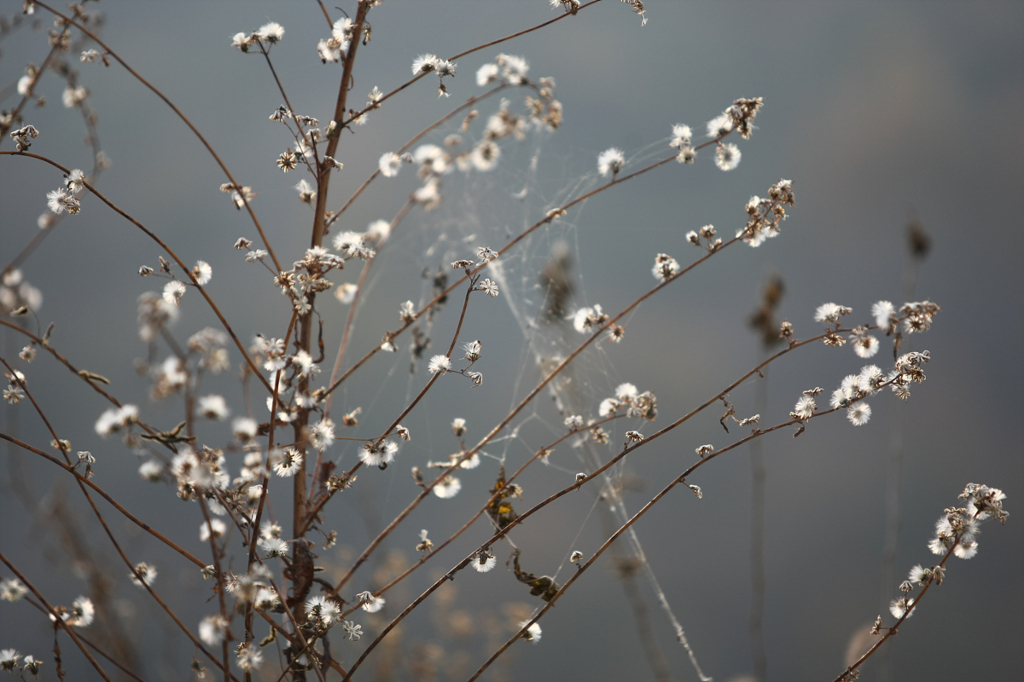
(2, 1, 1021, 681)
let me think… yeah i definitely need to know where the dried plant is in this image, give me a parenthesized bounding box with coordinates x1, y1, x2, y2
(0, 2, 1010, 681)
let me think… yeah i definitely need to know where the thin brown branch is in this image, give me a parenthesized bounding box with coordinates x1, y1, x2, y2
(0, 552, 115, 682)
(0, 151, 275, 394)
(30, 1, 282, 272)
(0, 24, 68, 139)
(321, 205, 750, 582)
(337, 415, 624, 620)
(323, 132, 729, 401)
(339, 0, 605, 127)
(834, 527, 968, 682)
(325, 83, 511, 228)
(324, 199, 413, 420)
(0, 431, 205, 568)
(0, 319, 165, 440)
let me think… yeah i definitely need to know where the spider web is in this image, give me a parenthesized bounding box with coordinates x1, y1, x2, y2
(344, 101, 714, 680)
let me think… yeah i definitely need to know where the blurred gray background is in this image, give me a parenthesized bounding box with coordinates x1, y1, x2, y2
(1, 1, 1022, 681)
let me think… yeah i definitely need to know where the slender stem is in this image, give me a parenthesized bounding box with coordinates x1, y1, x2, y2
(327, 281, 477, 587)
(30, 1, 282, 272)
(324, 199, 413, 420)
(325, 83, 511, 228)
(0, 432, 205, 568)
(0, 151, 275, 395)
(21, 596, 146, 682)
(338, 327, 852, 679)
(0, 319, 165, 440)
(337, 415, 623, 620)
(749, 361, 769, 682)
(322, 204, 770, 581)
(245, 311, 297, 647)
(3, 87, 106, 278)
(257, 41, 320, 174)
(338, 0, 606, 127)
(196, 497, 231, 682)
(466, 407, 853, 682)
(0, 553, 114, 682)
(835, 526, 967, 682)
(0, 24, 68, 139)
(0, 423, 239, 680)
(323, 133, 728, 401)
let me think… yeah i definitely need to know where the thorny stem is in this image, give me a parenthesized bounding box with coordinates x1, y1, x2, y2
(0, 151, 275, 395)
(31, 1, 283, 272)
(0, 553, 114, 682)
(340, 327, 852, 679)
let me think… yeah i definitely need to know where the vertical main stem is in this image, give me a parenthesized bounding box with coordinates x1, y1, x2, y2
(288, 7, 370, 679)
(294, 3, 368, 540)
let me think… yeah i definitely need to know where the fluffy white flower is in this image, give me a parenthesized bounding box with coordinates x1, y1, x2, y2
(335, 282, 358, 304)
(162, 281, 186, 306)
(257, 22, 284, 43)
(597, 147, 625, 177)
(476, 62, 499, 86)
(412, 53, 439, 74)
(357, 591, 386, 613)
(359, 440, 398, 467)
(66, 597, 94, 627)
(471, 140, 501, 171)
(872, 300, 897, 331)
(273, 448, 303, 477)
(199, 615, 228, 645)
(706, 112, 733, 138)
(139, 460, 163, 481)
(427, 354, 452, 375)
(198, 394, 229, 420)
(317, 39, 341, 63)
(433, 475, 461, 498)
(378, 152, 401, 177)
(616, 383, 638, 400)
(814, 303, 843, 324)
(793, 395, 816, 419)
(520, 620, 542, 643)
(130, 562, 157, 587)
(471, 551, 496, 572)
(309, 420, 336, 451)
(847, 402, 871, 426)
(714, 143, 741, 171)
(233, 417, 259, 442)
(200, 519, 227, 541)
